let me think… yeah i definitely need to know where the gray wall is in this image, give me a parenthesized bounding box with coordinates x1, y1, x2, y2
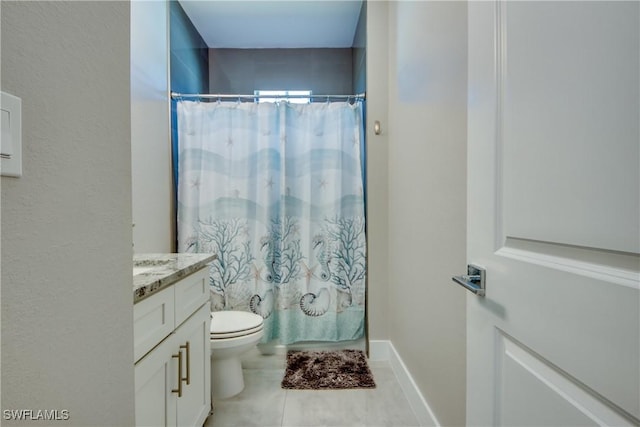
(386, 2, 468, 426)
(1, 2, 135, 425)
(209, 48, 353, 95)
(131, 0, 172, 252)
(365, 1, 390, 342)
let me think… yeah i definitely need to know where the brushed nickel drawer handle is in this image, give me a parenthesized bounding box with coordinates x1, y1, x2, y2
(171, 351, 183, 397)
(180, 342, 190, 385)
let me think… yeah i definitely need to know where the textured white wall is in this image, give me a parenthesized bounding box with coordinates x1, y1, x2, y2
(131, 0, 172, 253)
(1, 2, 135, 425)
(387, 2, 468, 426)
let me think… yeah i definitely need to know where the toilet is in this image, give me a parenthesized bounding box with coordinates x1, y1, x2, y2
(210, 311, 264, 399)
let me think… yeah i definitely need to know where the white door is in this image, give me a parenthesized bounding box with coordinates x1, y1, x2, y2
(465, 2, 639, 426)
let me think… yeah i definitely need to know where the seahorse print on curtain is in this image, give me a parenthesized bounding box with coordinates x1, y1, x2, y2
(177, 100, 366, 344)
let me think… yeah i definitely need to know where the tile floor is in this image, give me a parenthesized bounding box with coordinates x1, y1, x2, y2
(204, 348, 420, 427)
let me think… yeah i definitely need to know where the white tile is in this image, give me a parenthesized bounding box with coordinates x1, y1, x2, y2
(206, 369, 287, 427)
(241, 347, 287, 370)
(207, 359, 420, 427)
(363, 367, 421, 426)
(282, 389, 368, 427)
(206, 402, 284, 427)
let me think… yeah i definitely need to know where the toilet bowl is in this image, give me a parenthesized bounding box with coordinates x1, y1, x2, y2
(210, 311, 264, 399)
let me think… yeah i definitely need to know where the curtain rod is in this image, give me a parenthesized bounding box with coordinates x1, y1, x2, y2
(171, 92, 366, 101)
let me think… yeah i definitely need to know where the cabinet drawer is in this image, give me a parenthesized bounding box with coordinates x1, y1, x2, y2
(174, 268, 210, 327)
(134, 285, 175, 363)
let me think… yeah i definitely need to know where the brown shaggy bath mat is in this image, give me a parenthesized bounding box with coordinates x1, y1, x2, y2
(281, 349, 376, 390)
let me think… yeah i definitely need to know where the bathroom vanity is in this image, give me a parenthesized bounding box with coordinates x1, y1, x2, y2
(133, 253, 215, 427)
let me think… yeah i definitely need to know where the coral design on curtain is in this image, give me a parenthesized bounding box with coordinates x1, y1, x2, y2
(177, 100, 366, 344)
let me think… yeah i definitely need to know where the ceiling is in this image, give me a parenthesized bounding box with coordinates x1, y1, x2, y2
(178, 0, 364, 49)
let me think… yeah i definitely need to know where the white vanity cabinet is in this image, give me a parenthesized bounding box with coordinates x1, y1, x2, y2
(134, 267, 210, 427)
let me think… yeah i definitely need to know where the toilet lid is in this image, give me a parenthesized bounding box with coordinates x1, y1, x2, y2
(210, 311, 264, 339)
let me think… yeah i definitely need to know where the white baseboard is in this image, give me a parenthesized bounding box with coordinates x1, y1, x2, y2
(368, 340, 440, 427)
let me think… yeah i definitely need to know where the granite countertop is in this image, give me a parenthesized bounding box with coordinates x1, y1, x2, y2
(133, 253, 216, 303)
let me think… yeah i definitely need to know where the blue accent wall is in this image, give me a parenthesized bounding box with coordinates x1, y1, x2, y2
(170, 0, 209, 246)
(352, 1, 367, 95)
(170, 0, 209, 94)
(352, 1, 367, 216)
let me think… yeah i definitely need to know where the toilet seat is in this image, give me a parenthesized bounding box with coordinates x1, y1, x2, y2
(211, 311, 264, 340)
(211, 324, 264, 339)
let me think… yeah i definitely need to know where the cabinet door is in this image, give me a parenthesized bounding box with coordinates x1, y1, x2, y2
(175, 303, 211, 427)
(135, 334, 178, 427)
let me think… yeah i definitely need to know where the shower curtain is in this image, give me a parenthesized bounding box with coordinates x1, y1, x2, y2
(176, 100, 366, 344)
